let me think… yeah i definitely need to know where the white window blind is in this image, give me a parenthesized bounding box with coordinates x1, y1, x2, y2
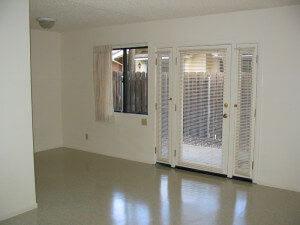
(234, 47, 256, 177)
(179, 48, 227, 172)
(157, 52, 171, 163)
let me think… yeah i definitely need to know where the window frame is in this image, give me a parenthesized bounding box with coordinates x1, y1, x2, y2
(112, 46, 148, 115)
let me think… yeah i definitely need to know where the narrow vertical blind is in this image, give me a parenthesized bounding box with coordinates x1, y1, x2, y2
(234, 47, 256, 177)
(157, 52, 170, 163)
(179, 48, 227, 172)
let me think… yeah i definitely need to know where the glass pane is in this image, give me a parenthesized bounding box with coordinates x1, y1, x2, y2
(112, 48, 148, 114)
(125, 48, 148, 114)
(235, 49, 255, 177)
(160, 54, 170, 159)
(181, 50, 226, 169)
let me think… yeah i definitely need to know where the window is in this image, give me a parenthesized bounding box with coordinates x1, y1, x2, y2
(112, 47, 148, 114)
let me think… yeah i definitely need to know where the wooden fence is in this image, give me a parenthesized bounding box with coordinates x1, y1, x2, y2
(112, 71, 148, 114)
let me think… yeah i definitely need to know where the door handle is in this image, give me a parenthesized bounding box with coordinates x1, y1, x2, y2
(168, 98, 172, 101)
(223, 113, 228, 118)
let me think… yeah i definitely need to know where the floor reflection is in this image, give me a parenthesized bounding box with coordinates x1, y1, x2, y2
(135, 203, 150, 225)
(181, 179, 220, 224)
(111, 192, 126, 225)
(160, 175, 170, 225)
(111, 191, 150, 225)
(233, 190, 248, 225)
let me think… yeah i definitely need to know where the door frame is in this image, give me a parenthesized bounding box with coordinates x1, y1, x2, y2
(154, 42, 261, 182)
(155, 48, 174, 164)
(229, 43, 258, 179)
(174, 44, 232, 175)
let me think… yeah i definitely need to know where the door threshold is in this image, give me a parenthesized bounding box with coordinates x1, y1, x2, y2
(175, 166, 253, 183)
(232, 176, 252, 183)
(175, 165, 227, 178)
(156, 163, 253, 183)
(156, 162, 171, 168)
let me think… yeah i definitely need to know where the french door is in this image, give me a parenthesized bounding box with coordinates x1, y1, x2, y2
(156, 44, 257, 179)
(156, 49, 173, 164)
(177, 46, 231, 175)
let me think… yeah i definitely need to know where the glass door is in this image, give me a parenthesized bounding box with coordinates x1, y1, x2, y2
(156, 49, 173, 164)
(177, 46, 231, 174)
(232, 44, 257, 179)
(156, 44, 257, 179)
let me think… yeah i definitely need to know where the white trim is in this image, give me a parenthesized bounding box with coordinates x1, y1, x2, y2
(34, 144, 63, 153)
(175, 44, 232, 52)
(154, 39, 260, 50)
(255, 180, 300, 193)
(155, 48, 173, 165)
(231, 43, 258, 179)
(227, 44, 236, 178)
(153, 42, 262, 181)
(63, 145, 154, 165)
(176, 44, 232, 174)
(0, 203, 37, 222)
(252, 41, 263, 184)
(112, 42, 148, 49)
(171, 46, 177, 168)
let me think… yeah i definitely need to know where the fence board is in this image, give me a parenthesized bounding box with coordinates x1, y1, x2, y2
(116, 71, 122, 111)
(135, 72, 141, 113)
(113, 71, 117, 110)
(112, 71, 148, 114)
(130, 72, 136, 112)
(141, 72, 147, 113)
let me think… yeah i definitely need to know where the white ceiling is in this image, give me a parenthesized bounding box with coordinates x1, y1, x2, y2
(30, 0, 300, 32)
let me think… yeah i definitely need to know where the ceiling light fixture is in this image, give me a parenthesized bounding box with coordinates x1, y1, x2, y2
(36, 17, 56, 30)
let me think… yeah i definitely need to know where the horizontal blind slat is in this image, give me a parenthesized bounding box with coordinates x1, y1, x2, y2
(234, 47, 256, 177)
(179, 48, 227, 170)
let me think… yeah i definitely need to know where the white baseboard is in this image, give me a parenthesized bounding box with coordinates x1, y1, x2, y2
(0, 203, 37, 222)
(63, 144, 90, 152)
(34, 144, 63, 153)
(256, 180, 300, 193)
(63, 144, 155, 165)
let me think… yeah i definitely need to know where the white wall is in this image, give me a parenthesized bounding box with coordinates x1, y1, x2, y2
(0, 0, 37, 221)
(61, 5, 300, 192)
(31, 30, 63, 152)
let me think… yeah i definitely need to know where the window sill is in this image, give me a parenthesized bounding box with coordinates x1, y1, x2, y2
(114, 111, 148, 116)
